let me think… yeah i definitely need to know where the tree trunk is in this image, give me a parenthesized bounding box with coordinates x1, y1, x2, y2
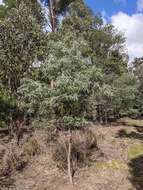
(67, 131, 73, 185)
(105, 109, 108, 124)
(99, 105, 103, 124)
(49, 0, 56, 32)
(48, 1, 56, 88)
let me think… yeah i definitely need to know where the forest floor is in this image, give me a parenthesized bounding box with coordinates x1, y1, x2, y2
(1, 124, 143, 190)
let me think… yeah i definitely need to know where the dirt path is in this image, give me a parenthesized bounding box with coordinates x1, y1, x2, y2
(8, 125, 143, 190)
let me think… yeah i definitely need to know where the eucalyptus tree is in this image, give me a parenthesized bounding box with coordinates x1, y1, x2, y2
(132, 57, 143, 116)
(19, 37, 93, 127)
(0, 2, 46, 132)
(0, 0, 44, 25)
(0, 0, 138, 130)
(111, 73, 138, 118)
(0, 3, 44, 96)
(0, 0, 15, 18)
(41, 0, 74, 32)
(61, 0, 133, 122)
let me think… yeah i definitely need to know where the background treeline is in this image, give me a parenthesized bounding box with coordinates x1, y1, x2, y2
(0, 0, 142, 130)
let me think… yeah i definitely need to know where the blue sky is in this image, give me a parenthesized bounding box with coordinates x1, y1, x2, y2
(85, 0, 138, 16)
(0, 0, 142, 61)
(84, 0, 143, 61)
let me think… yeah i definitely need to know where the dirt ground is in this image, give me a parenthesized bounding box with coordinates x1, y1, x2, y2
(1, 124, 143, 190)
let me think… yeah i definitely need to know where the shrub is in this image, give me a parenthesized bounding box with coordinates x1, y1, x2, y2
(0, 143, 26, 176)
(117, 129, 128, 137)
(0, 137, 41, 178)
(57, 116, 88, 131)
(22, 137, 41, 157)
(52, 129, 98, 172)
(31, 119, 58, 142)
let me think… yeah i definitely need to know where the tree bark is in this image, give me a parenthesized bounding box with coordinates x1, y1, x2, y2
(49, 0, 56, 32)
(105, 109, 108, 124)
(67, 131, 73, 185)
(99, 105, 103, 124)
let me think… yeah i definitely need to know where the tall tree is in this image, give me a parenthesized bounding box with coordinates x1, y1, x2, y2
(19, 0, 137, 125)
(0, 2, 45, 133)
(132, 57, 143, 116)
(0, 0, 44, 25)
(61, 0, 131, 121)
(42, 0, 74, 32)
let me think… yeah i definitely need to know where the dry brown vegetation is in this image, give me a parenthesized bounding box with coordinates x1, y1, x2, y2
(52, 129, 98, 173)
(118, 118, 143, 127)
(0, 133, 41, 189)
(0, 122, 143, 190)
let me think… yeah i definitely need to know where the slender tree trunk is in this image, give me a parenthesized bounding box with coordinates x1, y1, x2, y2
(48, 1, 56, 88)
(105, 109, 108, 124)
(99, 105, 103, 124)
(8, 75, 24, 144)
(49, 0, 56, 32)
(9, 113, 14, 138)
(67, 130, 73, 185)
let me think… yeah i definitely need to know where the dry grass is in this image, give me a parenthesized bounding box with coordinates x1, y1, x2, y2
(0, 136, 41, 189)
(22, 137, 41, 157)
(0, 124, 142, 190)
(52, 129, 98, 172)
(128, 143, 143, 160)
(118, 117, 143, 127)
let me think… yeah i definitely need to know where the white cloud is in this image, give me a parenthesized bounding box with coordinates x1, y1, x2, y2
(137, 0, 143, 12)
(111, 12, 143, 61)
(101, 10, 108, 24)
(0, 0, 3, 4)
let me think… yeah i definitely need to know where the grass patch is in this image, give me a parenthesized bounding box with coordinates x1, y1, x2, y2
(128, 143, 143, 160)
(0, 121, 7, 128)
(119, 118, 143, 127)
(95, 160, 128, 170)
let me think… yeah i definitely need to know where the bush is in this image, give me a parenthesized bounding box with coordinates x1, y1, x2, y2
(0, 143, 26, 176)
(52, 129, 98, 172)
(0, 136, 41, 189)
(0, 137, 41, 178)
(63, 116, 87, 128)
(32, 119, 58, 142)
(118, 129, 128, 137)
(57, 116, 88, 130)
(22, 137, 41, 157)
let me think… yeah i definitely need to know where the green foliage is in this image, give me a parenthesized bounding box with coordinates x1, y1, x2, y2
(132, 57, 143, 116)
(111, 73, 138, 117)
(0, 1, 46, 129)
(0, 84, 15, 127)
(18, 79, 49, 117)
(0, 0, 15, 18)
(19, 0, 138, 126)
(0, 0, 140, 128)
(63, 116, 87, 129)
(0, 0, 44, 25)
(19, 39, 92, 126)
(0, 2, 45, 95)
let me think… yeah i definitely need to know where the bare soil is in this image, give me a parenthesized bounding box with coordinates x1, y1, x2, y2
(1, 124, 143, 190)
